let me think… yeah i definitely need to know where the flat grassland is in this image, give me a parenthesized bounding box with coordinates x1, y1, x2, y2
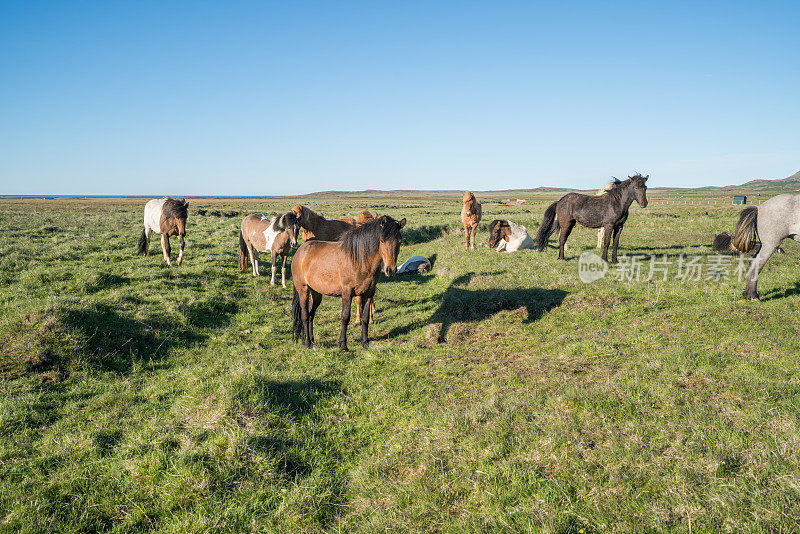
(1, 193, 799, 532)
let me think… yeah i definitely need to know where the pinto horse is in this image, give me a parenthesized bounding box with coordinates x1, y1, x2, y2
(238, 211, 300, 287)
(291, 215, 405, 351)
(535, 174, 648, 263)
(137, 197, 189, 266)
(461, 191, 482, 250)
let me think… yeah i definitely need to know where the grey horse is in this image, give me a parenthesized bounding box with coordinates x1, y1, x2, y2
(731, 193, 800, 299)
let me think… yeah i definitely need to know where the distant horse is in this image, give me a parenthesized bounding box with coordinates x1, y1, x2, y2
(238, 212, 300, 287)
(461, 191, 482, 250)
(596, 178, 622, 248)
(137, 197, 189, 266)
(728, 194, 800, 299)
(488, 219, 535, 252)
(292, 205, 355, 241)
(535, 174, 648, 262)
(291, 216, 406, 350)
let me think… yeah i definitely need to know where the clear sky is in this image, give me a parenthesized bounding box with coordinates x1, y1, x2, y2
(1, 1, 798, 195)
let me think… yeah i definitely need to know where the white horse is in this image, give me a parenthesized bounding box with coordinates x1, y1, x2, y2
(730, 193, 800, 299)
(488, 219, 535, 252)
(138, 197, 188, 266)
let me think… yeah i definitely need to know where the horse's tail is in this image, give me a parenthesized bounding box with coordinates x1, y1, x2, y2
(732, 206, 758, 253)
(712, 232, 734, 253)
(137, 228, 148, 255)
(291, 287, 304, 343)
(535, 201, 560, 251)
(238, 231, 248, 271)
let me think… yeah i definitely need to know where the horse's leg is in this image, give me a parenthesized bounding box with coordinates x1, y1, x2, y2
(558, 219, 575, 260)
(270, 250, 277, 286)
(359, 293, 374, 348)
(470, 224, 478, 250)
(176, 235, 185, 265)
(601, 224, 613, 262)
(339, 293, 352, 351)
(281, 254, 287, 288)
(464, 223, 470, 250)
(161, 234, 172, 266)
(355, 296, 362, 324)
(251, 247, 260, 276)
(370, 299, 375, 324)
(611, 225, 623, 264)
(308, 290, 322, 346)
(597, 227, 604, 248)
(744, 240, 779, 300)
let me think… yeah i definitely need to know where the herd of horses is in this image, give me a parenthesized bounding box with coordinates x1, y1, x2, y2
(137, 175, 800, 349)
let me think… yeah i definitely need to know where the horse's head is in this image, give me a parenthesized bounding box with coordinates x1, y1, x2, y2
(162, 198, 189, 241)
(291, 205, 305, 226)
(629, 174, 648, 208)
(278, 211, 301, 247)
(378, 215, 406, 277)
(463, 191, 475, 206)
(488, 219, 511, 248)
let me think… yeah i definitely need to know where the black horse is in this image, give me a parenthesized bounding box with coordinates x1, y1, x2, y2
(535, 174, 649, 262)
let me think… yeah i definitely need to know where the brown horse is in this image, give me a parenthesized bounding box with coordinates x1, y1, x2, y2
(238, 212, 300, 287)
(461, 191, 482, 250)
(138, 197, 189, 266)
(292, 205, 355, 241)
(291, 215, 405, 351)
(535, 174, 648, 263)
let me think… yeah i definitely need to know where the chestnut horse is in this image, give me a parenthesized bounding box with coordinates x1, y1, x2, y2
(535, 174, 648, 263)
(291, 215, 405, 351)
(137, 197, 188, 266)
(238, 211, 300, 287)
(461, 191, 482, 250)
(292, 205, 354, 241)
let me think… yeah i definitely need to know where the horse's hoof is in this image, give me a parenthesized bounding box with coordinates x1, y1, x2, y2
(362, 341, 369, 349)
(339, 343, 349, 352)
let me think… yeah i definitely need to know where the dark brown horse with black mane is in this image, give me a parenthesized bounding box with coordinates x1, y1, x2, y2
(535, 174, 648, 262)
(291, 215, 405, 351)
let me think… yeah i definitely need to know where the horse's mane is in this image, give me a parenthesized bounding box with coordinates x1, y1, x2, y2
(163, 197, 188, 219)
(341, 216, 402, 269)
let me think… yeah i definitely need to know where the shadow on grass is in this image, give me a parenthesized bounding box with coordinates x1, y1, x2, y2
(760, 281, 800, 301)
(386, 272, 567, 340)
(61, 299, 238, 373)
(404, 225, 448, 244)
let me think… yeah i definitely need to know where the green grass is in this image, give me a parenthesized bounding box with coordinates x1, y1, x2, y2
(1, 195, 799, 532)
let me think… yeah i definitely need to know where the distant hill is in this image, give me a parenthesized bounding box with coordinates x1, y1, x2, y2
(724, 170, 800, 192)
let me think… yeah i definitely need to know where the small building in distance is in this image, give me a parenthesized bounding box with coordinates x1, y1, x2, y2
(732, 195, 747, 205)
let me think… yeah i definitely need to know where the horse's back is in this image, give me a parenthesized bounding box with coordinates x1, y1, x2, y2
(143, 197, 167, 232)
(241, 213, 274, 251)
(759, 194, 800, 238)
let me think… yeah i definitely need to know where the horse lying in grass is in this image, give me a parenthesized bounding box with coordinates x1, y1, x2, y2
(488, 219, 535, 252)
(725, 194, 800, 299)
(291, 215, 405, 351)
(461, 191, 482, 250)
(138, 197, 189, 266)
(535, 174, 648, 263)
(238, 212, 301, 287)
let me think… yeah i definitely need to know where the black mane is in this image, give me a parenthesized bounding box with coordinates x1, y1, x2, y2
(163, 197, 189, 219)
(341, 216, 402, 268)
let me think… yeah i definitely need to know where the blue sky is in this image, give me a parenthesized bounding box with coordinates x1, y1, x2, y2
(1, 1, 798, 195)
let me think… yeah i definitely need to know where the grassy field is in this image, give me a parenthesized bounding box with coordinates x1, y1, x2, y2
(1, 193, 799, 532)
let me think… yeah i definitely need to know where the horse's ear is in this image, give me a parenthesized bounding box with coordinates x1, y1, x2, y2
(399, 218, 406, 228)
(380, 215, 388, 226)
(644, 175, 649, 181)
